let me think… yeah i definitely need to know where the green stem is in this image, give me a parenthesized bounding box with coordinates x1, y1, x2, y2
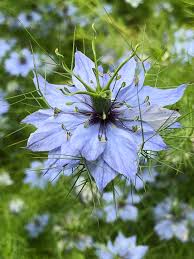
(62, 62, 95, 93)
(103, 46, 139, 91)
(92, 39, 101, 91)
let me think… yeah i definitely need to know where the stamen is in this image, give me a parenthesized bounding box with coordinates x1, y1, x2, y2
(54, 108, 61, 117)
(102, 112, 106, 120)
(66, 132, 71, 140)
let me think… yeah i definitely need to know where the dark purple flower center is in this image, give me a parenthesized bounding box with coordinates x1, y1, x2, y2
(26, 14, 33, 21)
(87, 101, 122, 141)
(20, 56, 27, 65)
(89, 106, 119, 125)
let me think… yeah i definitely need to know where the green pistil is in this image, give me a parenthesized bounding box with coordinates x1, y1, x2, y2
(103, 46, 139, 92)
(92, 95, 111, 115)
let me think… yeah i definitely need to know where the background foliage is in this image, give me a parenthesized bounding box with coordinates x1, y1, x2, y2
(0, 0, 194, 258)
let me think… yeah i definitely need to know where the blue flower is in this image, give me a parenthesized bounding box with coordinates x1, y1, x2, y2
(129, 167, 158, 190)
(0, 39, 16, 60)
(75, 235, 93, 251)
(102, 187, 140, 222)
(25, 214, 49, 238)
(17, 11, 41, 28)
(153, 197, 194, 242)
(22, 50, 187, 192)
(24, 160, 62, 189)
(5, 49, 40, 77)
(96, 232, 148, 259)
(172, 28, 194, 63)
(0, 90, 9, 116)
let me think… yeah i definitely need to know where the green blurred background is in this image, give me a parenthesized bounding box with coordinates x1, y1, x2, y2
(0, 0, 194, 258)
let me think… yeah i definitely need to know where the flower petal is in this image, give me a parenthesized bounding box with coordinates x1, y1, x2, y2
(56, 113, 87, 131)
(103, 125, 138, 179)
(142, 132, 167, 151)
(33, 74, 69, 110)
(122, 120, 167, 151)
(59, 141, 81, 168)
(72, 51, 97, 90)
(70, 124, 106, 161)
(130, 84, 187, 107)
(27, 125, 65, 151)
(141, 105, 180, 131)
(154, 220, 174, 240)
(87, 159, 118, 192)
(135, 60, 151, 88)
(42, 148, 63, 183)
(22, 109, 53, 127)
(119, 204, 138, 221)
(33, 74, 91, 112)
(111, 56, 136, 98)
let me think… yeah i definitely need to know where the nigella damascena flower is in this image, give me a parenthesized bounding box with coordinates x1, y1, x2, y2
(25, 213, 49, 238)
(101, 187, 141, 222)
(23, 161, 60, 189)
(153, 197, 194, 242)
(22, 50, 187, 192)
(5, 49, 42, 77)
(170, 28, 194, 63)
(0, 39, 16, 60)
(96, 232, 148, 259)
(17, 11, 41, 28)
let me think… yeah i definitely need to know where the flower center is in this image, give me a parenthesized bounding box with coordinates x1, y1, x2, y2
(90, 108, 118, 125)
(20, 56, 27, 65)
(26, 14, 33, 21)
(90, 95, 120, 126)
(92, 95, 111, 115)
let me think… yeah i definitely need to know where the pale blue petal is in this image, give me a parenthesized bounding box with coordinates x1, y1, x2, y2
(70, 124, 106, 161)
(87, 159, 118, 192)
(104, 204, 117, 222)
(126, 193, 141, 204)
(140, 105, 180, 131)
(154, 220, 174, 240)
(96, 249, 113, 259)
(103, 125, 138, 179)
(142, 133, 167, 151)
(129, 84, 187, 107)
(128, 246, 148, 259)
(34, 74, 90, 112)
(42, 148, 64, 183)
(103, 192, 116, 203)
(111, 56, 136, 98)
(22, 109, 53, 127)
(173, 221, 189, 242)
(114, 233, 136, 256)
(59, 142, 81, 168)
(49, 112, 86, 131)
(136, 60, 151, 88)
(72, 51, 97, 90)
(168, 122, 181, 128)
(33, 74, 69, 110)
(120, 120, 167, 151)
(119, 205, 138, 221)
(27, 125, 65, 151)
